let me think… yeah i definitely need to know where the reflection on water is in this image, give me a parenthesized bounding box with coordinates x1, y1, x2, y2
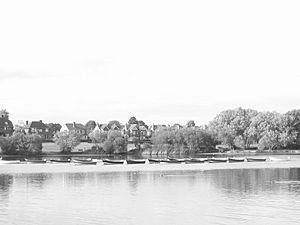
(1, 168, 300, 224)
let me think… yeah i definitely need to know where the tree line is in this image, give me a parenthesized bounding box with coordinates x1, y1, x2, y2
(2, 108, 300, 155)
(207, 108, 300, 150)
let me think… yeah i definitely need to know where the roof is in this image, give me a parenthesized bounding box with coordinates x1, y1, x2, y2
(29, 121, 48, 130)
(129, 124, 148, 131)
(0, 117, 13, 128)
(65, 123, 87, 131)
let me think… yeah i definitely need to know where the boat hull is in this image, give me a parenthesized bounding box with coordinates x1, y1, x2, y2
(50, 159, 71, 163)
(246, 158, 266, 162)
(102, 159, 124, 165)
(0, 160, 21, 164)
(126, 160, 146, 164)
(185, 158, 207, 164)
(24, 159, 47, 164)
(228, 158, 245, 163)
(148, 159, 162, 164)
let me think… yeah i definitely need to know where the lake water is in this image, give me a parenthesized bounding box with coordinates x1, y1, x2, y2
(1, 166, 300, 224)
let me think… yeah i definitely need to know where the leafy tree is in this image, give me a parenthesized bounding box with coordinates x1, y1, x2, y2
(47, 123, 62, 134)
(0, 136, 16, 155)
(53, 131, 80, 153)
(89, 131, 107, 143)
(1, 131, 43, 155)
(186, 120, 195, 127)
(85, 120, 96, 131)
(103, 140, 114, 154)
(0, 109, 9, 119)
(108, 120, 121, 129)
(128, 116, 138, 125)
(208, 108, 258, 149)
(138, 120, 148, 129)
(27, 134, 43, 154)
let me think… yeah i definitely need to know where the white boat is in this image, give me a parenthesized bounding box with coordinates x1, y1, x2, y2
(0, 159, 21, 164)
(268, 156, 291, 162)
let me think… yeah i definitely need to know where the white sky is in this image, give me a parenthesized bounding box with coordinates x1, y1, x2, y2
(1, 0, 300, 126)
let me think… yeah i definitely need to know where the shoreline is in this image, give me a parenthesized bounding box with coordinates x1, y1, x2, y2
(1, 160, 300, 174)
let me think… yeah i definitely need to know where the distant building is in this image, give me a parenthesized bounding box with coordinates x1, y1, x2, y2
(24, 120, 52, 140)
(0, 117, 14, 137)
(99, 124, 110, 132)
(63, 122, 89, 141)
(128, 124, 148, 140)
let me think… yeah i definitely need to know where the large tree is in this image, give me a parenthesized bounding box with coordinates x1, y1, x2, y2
(128, 116, 138, 125)
(208, 108, 258, 149)
(53, 131, 80, 153)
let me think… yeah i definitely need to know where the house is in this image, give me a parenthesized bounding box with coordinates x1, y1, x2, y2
(128, 124, 148, 140)
(24, 120, 52, 140)
(0, 117, 14, 137)
(99, 124, 110, 132)
(63, 122, 89, 141)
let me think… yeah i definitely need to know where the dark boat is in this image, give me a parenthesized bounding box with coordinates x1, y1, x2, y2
(148, 159, 162, 164)
(72, 158, 92, 162)
(50, 159, 71, 163)
(102, 159, 124, 165)
(228, 158, 245, 163)
(24, 159, 47, 164)
(185, 158, 207, 164)
(72, 159, 97, 165)
(161, 158, 185, 164)
(209, 158, 228, 163)
(246, 157, 266, 162)
(126, 159, 146, 164)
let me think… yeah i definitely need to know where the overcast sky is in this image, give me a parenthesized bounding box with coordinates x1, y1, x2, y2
(1, 0, 300, 126)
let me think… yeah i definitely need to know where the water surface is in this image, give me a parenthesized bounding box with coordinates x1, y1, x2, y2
(1, 167, 300, 225)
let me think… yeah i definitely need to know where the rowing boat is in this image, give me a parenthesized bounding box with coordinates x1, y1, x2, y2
(24, 159, 47, 164)
(228, 157, 245, 163)
(246, 157, 266, 162)
(102, 159, 124, 165)
(185, 158, 208, 164)
(126, 159, 146, 164)
(209, 158, 228, 163)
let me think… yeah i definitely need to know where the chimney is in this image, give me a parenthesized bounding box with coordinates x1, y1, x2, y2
(26, 121, 28, 125)
(40, 120, 42, 123)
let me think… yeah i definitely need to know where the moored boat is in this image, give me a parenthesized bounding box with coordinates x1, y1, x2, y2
(0, 159, 21, 164)
(102, 159, 124, 165)
(50, 159, 71, 163)
(72, 159, 97, 165)
(24, 159, 47, 164)
(228, 157, 245, 163)
(148, 159, 162, 164)
(268, 156, 291, 162)
(185, 158, 208, 164)
(126, 159, 146, 164)
(161, 158, 185, 163)
(209, 158, 228, 163)
(246, 157, 266, 162)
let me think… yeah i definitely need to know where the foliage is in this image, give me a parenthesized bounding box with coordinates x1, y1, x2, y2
(85, 120, 96, 131)
(151, 127, 217, 154)
(128, 116, 138, 124)
(89, 131, 107, 144)
(47, 123, 62, 134)
(53, 131, 80, 153)
(108, 120, 121, 129)
(0, 109, 9, 118)
(186, 120, 195, 127)
(208, 108, 258, 149)
(0, 132, 43, 155)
